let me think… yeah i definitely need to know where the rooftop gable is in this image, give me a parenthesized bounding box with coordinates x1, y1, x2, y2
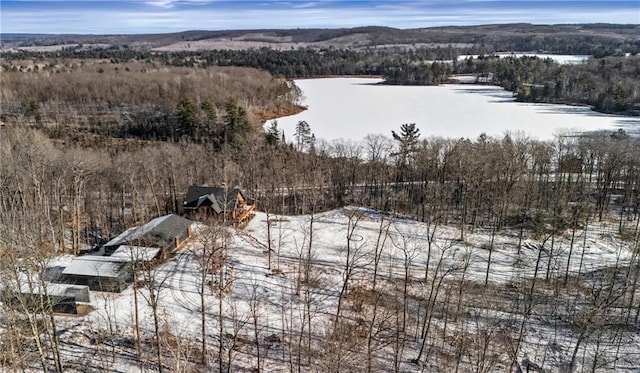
(184, 185, 243, 212)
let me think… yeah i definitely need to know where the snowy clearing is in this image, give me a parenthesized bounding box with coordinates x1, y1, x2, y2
(43, 208, 640, 372)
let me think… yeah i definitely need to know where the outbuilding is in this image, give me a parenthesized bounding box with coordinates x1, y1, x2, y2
(6, 281, 91, 314)
(60, 256, 132, 292)
(102, 214, 194, 256)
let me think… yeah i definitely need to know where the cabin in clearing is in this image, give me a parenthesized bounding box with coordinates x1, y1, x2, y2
(183, 185, 256, 224)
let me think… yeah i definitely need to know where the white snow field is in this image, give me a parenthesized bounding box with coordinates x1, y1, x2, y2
(50, 208, 639, 372)
(268, 78, 639, 143)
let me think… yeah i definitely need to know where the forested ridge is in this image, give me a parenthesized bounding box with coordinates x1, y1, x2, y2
(3, 23, 639, 54)
(3, 34, 639, 116)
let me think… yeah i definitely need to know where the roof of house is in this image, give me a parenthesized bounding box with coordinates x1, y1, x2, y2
(184, 185, 243, 213)
(20, 281, 91, 302)
(62, 256, 131, 278)
(103, 214, 193, 248)
(111, 245, 162, 262)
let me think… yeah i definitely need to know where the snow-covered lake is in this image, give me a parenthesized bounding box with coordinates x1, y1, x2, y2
(268, 78, 638, 142)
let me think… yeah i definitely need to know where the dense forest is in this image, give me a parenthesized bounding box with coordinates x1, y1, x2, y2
(0, 59, 304, 148)
(455, 55, 640, 115)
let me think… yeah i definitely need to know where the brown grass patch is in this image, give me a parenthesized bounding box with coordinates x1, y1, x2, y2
(76, 304, 94, 316)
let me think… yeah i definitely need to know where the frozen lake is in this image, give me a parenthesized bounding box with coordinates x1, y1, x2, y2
(268, 78, 638, 142)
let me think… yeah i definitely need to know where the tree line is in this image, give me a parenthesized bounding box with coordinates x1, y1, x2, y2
(2, 119, 639, 256)
(455, 55, 640, 116)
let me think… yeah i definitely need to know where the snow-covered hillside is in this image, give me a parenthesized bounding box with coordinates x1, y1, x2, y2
(47, 207, 639, 372)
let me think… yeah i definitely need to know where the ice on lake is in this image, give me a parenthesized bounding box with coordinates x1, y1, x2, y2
(267, 78, 638, 143)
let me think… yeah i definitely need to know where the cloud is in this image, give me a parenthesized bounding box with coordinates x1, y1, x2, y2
(292, 2, 320, 9)
(146, 0, 174, 7)
(145, 0, 214, 8)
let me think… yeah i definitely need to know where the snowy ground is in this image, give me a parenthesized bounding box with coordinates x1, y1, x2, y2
(46, 207, 640, 372)
(267, 78, 639, 144)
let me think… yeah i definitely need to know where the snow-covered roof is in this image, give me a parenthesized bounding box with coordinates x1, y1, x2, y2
(103, 214, 193, 249)
(20, 281, 91, 302)
(46, 255, 76, 268)
(103, 226, 138, 248)
(110, 245, 162, 262)
(62, 256, 130, 278)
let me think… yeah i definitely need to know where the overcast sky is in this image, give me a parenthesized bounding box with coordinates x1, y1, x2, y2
(1, 1, 639, 34)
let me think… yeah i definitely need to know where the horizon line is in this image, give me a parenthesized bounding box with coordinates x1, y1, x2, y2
(2, 22, 638, 36)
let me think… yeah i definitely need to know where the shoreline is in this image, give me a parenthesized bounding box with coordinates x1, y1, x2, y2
(294, 75, 384, 80)
(253, 103, 307, 124)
